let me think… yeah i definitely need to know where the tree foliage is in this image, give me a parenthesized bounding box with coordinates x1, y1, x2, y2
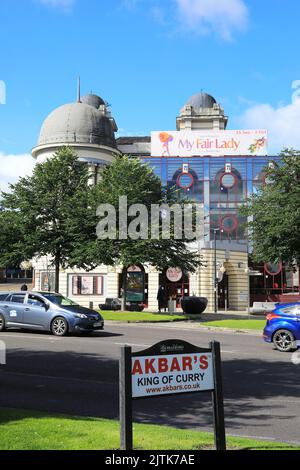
(0, 147, 98, 291)
(0, 150, 202, 293)
(87, 155, 202, 273)
(241, 148, 300, 267)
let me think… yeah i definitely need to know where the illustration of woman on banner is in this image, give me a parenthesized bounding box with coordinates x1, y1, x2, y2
(159, 132, 173, 157)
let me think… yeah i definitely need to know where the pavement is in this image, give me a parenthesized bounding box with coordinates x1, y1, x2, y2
(145, 308, 266, 321)
(104, 319, 264, 336)
(0, 323, 299, 446)
(146, 308, 255, 317)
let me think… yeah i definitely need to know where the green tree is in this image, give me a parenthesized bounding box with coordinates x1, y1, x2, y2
(0, 151, 202, 299)
(92, 155, 201, 267)
(0, 147, 99, 292)
(89, 155, 202, 306)
(241, 148, 300, 268)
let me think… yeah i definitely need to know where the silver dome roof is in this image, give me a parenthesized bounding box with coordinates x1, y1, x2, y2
(186, 92, 217, 109)
(38, 101, 116, 148)
(81, 93, 105, 109)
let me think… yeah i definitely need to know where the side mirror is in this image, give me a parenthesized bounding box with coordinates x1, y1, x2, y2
(44, 303, 50, 311)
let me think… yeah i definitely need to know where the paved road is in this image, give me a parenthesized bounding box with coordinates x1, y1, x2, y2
(0, 322, 299, 445)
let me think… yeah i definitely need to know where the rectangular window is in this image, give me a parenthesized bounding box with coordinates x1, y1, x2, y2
(70, 275, 104, 296)
(10, 294, 25, 304)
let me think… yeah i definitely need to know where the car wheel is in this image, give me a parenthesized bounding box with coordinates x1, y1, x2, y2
(0, 314, 6, 332)
(273, 329, 295, 352)
(51, 317, 68, 337)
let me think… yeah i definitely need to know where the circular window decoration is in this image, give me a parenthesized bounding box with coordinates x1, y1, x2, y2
(220, 173, 236, 189)
(166, 267, 183, 283)
(220, 215, 239, 233)
(177, 173, 194, 189)
(264, 261, 282, 276)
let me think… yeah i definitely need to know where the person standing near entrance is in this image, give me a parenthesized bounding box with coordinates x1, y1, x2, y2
(157, 286, 167, 313)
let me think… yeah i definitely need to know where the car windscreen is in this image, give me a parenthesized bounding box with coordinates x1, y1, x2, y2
(42, 294, 79, 307)
(281, 306, 298, 315)
(0, 294, 9, 301)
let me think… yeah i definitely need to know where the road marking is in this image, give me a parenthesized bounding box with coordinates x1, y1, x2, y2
(113, 342, 149, 348)
(0, 333, 60, 341)
(244, 398, 300, 405)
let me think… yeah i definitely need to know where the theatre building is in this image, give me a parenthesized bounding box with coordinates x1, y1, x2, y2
(30, 90, 300, 311)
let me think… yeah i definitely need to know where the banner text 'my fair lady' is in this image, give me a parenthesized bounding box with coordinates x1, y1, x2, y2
(151, 130, 268, 157)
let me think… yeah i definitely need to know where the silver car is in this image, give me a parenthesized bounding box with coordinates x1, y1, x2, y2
(0, 291, 104, 336)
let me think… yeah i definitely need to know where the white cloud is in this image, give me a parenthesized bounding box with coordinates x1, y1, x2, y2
(175, 0, 248, 40)
(238, 99, 300, 154)
(0, 153, 35, 194)
(122, 0, 139, 9)
(36, 0, 75, 12)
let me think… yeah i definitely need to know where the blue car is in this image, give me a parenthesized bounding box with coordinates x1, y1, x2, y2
(0, 291, 104, 336)
(263, 302, 300, 352)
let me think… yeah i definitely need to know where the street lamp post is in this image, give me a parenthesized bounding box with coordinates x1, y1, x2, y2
(244, 266, 250, 319)
(213, 228, 220, 314)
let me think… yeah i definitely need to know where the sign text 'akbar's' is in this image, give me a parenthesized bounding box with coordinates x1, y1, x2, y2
(131, 352, 214, 398)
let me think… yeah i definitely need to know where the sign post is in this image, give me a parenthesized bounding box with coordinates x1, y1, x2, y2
(211, 341, 226, 450)
(119, 339, 226, 451)
(119, 345, 133, 450)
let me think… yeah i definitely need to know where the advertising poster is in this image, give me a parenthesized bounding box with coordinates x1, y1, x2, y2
(151, 129, 268, 157)
(41, 271, 56, 292)
(126, 272, 145, 302)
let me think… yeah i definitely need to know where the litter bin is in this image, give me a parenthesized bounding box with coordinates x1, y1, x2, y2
(168, 299, 176, 315)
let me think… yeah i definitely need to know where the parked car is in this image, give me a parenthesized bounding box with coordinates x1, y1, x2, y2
(99, 298, 145, 312)
(0, 291, 104, 336)
(263, 302, 300, 352)
(99, 298, 122, 311)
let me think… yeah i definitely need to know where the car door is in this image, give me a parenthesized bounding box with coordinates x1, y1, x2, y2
(23, 294, 51, 329)
(2, 293, 26, 326)
(294, 308, 300, 339)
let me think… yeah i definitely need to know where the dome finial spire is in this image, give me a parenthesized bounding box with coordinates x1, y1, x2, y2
(77, 76, 81, 103)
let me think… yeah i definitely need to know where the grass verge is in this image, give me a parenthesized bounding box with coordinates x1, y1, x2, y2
(100, 312, 265, 330)
(0, 408, 297, 450)
(199, 319, 265, 331)
(99, 310, 188, 322)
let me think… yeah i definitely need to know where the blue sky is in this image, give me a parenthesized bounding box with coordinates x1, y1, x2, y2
(1, 0, 300, 189)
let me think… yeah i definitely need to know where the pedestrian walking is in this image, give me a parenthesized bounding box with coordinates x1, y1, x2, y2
(157, 285, 167, 313)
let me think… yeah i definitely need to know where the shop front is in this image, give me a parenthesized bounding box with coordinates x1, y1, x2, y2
(159, 268, 190, 308)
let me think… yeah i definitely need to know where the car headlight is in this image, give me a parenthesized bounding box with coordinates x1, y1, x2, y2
(74, 314, 88, 319)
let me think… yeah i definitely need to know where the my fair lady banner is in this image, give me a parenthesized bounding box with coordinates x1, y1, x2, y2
(151, 129, 268, 157)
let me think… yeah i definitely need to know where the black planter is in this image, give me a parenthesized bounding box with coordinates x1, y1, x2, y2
(181, 296, 208, 315)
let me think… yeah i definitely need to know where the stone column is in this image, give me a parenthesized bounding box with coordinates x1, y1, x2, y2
(147, 270, 159, 311)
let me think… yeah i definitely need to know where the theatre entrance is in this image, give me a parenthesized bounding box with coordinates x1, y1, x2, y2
(218, 273, 229, 310)
(159, 268, 190, 308)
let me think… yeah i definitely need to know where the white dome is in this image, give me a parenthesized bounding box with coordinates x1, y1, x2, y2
(38, 101, 116, 148)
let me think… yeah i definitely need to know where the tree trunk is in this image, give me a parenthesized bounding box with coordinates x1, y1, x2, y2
(55, 256, 60, 293)
(121, 270, 126, 311)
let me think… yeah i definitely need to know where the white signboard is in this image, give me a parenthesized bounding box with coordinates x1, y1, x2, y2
(166, 267, 183, 283)
(151, 129, 268, 157)
(131, 352, 214, 398)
